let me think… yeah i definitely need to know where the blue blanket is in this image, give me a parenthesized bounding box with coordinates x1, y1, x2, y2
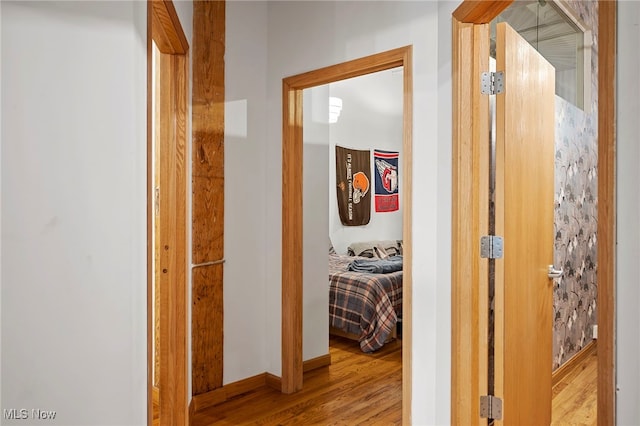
(347, 256, 403, 274)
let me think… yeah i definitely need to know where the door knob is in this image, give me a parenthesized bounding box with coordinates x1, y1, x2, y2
(548, 265, 563, 279)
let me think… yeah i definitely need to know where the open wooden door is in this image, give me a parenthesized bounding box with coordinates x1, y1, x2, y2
(493, 21, 555, 425)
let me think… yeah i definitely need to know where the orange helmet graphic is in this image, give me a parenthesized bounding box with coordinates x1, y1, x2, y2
(352, 171, 370, 204)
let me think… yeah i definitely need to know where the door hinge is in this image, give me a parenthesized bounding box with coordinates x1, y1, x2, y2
(480, 235, 503, 259)
(480, 395, 503, 420)
(481, 71, 504, 95)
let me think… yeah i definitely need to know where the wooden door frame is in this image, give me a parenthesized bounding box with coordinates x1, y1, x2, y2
(147, 1, 189, 425)
(451, 1, 616, 424)
(281, 46, 413, 421)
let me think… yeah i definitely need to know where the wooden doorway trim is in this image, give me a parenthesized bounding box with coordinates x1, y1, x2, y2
(596, 2, 617, 423)
(450, 1, 616, 424)
(147, 1, 189, 425)
(281, 46, 413, 420)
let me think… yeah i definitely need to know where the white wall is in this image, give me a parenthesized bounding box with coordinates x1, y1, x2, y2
(6, 2, 637, 425)
(224, 1, 270, 384)
(327, 71, 404, 255)
(616, 1, 640, 423)
(301, 74, 404, 360)
(1, 1, 147, 424)
(302, 85, 332, 360)
(260, 2, 452, 424)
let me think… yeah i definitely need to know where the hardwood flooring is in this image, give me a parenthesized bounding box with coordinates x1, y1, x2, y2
(191, 335, 402, 426)
(552, 344, 598, 426)
(189, 336, 596, 426)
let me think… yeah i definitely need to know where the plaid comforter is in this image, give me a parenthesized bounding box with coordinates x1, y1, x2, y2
(329, 252, 402, 352)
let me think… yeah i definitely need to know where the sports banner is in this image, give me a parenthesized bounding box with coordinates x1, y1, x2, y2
(335, 145, 371, 226)
(373, 149, 399, 212)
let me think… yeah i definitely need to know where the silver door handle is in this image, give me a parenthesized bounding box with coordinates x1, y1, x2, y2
(548, 265, 563, 279)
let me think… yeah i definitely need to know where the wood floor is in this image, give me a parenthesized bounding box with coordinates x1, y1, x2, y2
(188, 336, 596, 426)
(552, 344, 598, 426)
(191, 335, 402, 425)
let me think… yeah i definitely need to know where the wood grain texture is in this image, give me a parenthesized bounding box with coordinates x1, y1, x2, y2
(303, 354, 332, 373)
(191, 0, 225, 397)
(191, 264, 224, 395)
(597, 1, 616, 425)
(281, 81, 304, 395)
(552, 343, 597, 426)
(191, 336, 402, 426)
(157, 52, 189, 426)
(283, 47, 407, 90)
(451, 1, 616, 424)
(151, 0, 188, 54)
(192, 0, 225, 266)
(473, 23, 490, 426)
(148, 1, 189, 424)
(495, 21, 555, 425)
(330, 325, 397, 343)
(191, 335, 594, 425)
(451, 18, 490, 426)
(191, 373, 267, 414)
(553, 340, 597, 388)
(191, 175, 224, 263)
(453, 0, 514, 24)
(281, 47, 412, 402)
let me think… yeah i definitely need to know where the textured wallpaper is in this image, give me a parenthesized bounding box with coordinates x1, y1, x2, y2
(552, 0, 598, 370)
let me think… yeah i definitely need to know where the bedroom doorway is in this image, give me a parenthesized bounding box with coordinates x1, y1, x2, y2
(147, 1, 189, 424)
(303, 67, 404, 354)
(281, 46, 413, 420)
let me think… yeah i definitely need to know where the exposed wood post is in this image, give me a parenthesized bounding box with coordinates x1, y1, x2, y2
(191, 0, 226, 396)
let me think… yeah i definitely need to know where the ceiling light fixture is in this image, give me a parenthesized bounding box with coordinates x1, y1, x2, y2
(328, 96, 343, 123)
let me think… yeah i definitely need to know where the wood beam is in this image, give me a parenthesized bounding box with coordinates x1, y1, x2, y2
(191, 0, 226, 396)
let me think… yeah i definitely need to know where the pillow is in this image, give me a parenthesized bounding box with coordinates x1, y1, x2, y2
(348, 240, 402, 259)
(347, 246, 376, 258)
(373, 245, 389, 259)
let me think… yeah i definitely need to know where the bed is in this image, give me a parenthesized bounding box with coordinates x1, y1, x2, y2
(328, 248, 403, 353)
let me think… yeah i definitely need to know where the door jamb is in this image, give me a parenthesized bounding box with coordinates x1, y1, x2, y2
(281, 46, 413, 421)
(450, 1, 616, 424)
(147, 1, 189, 425)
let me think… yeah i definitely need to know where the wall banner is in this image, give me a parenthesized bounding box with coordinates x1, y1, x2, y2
(335, 145, 371, 226)
(373, 149, 399, 212)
